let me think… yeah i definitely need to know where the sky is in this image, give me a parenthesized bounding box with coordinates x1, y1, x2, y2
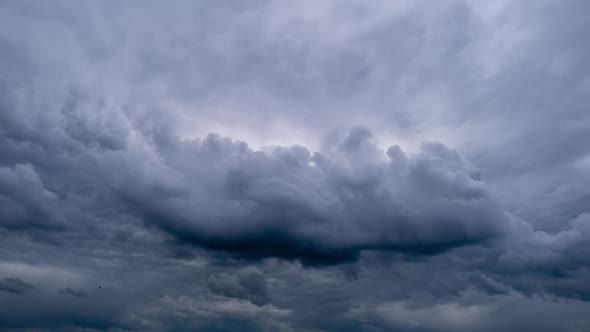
(1, 0, 590, 331)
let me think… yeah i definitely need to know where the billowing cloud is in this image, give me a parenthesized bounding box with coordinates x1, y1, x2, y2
(0, 112, 511, 265)
(119, 127, 511, 265)
(1, 0, 590, 331)
(0, 71, 512, 265)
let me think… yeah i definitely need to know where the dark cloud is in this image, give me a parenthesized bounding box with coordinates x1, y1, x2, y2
(117, 128, 510, 265)
(0, 164, 66, 231)
(1, 0, 590, 331)
(0, 277, 34, 294)
(1, 79, 511, 265)
(208, 268, 269, 306)
(59, 287, 88, 298)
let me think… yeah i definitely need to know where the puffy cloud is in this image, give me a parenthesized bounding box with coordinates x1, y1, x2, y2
(487, 212, 590, 300)
(1, 109, 511, 265)
(110, 127, 509, 265)
(1, 0, 590, 331)
(0, 60, 511, 264)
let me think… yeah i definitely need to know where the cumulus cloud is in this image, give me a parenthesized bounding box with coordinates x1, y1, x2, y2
(0, 97, 512, 265)
(0, 55, 512, 264)
(138, 128, 510, 265)
(1, 0, 590, 331)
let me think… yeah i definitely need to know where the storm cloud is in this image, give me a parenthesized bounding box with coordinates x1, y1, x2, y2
(0, 277, 34, 294)
(1, 0, 590, 331)
(0, 85, 511, 265)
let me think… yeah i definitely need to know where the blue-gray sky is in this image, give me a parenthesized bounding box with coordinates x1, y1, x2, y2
(1, 1, 590, 331)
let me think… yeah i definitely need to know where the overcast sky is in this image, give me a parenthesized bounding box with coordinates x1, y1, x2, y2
(1, 1, 590, 331)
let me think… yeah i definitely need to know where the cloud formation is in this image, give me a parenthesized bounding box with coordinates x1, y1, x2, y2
(1, 0, 590, 331)
(124, 127, 512, 265)
(59, 287, 89, 298)
(0, 77, 511, 265)
(208, 268, 269, 306)
(0, 277, 34, 294)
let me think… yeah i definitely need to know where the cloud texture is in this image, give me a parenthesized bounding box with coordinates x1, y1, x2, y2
(1, 0, 590, 331)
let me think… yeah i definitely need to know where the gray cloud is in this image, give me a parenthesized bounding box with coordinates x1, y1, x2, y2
(1, 0, 590, 331)
(59, 287, 88, 298)
(0, 72, 512, 264)
(0, 277, 34, 294)
(208, 268, 269, 306)
(120, 127, 510, 265)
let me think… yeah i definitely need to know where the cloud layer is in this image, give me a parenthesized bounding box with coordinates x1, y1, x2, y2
(1, 0, 590, 331)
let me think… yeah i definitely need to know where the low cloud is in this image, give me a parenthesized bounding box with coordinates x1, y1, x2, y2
(1, 0, 590, 330)
(0, 81, 512, 265)
(0, 277, 34, 294)
(119, 128, 511, 265)
(59, 287, 89, 298)
(208, 268, 269, 306)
